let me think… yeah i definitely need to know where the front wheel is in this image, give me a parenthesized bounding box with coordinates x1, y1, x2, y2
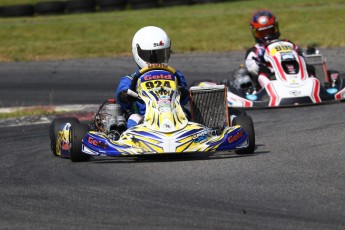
(232, 115, 255, 154)
(50, 117, 79, 156)
(70, 123, 90, 162)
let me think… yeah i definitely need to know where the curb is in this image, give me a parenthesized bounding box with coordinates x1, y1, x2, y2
(0, 104, 98, 127)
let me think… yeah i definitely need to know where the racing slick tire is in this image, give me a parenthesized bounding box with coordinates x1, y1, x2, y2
(96, 0, 127, 11)
(34, 1, 66, 15)
(228, 107, 247, 118)
(128, 0, 159, 10)
(232, 115, 255, 154)
(1, 4, 34, 17)
(65, 0, 96, 13)
(70, 122, 90, 162)
(50, 117, 80, 156)
(160, 0, 192, 7)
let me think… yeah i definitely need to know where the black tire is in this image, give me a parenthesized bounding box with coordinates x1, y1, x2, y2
(232, 115, 255, 154)
(337, 73, 345, 90)
(1, 4, 34, 17)
(160, 0, 192, 7)
(50, 117, 80, 156)
(128, 0, 159, 9)
(34, 1, 65, 15)
(96, 0, 127, 11)
(65, 0, 96, 13)
(70, 123, 90, 162)
(0, 7, 4, 17)
(228, 107, 247, 119)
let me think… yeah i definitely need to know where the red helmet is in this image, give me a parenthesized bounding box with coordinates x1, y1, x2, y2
(250, 9, 280, 44)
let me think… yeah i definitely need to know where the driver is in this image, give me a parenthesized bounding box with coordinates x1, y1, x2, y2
(116, 26, 189, 128)
(244, 9, 315, 92)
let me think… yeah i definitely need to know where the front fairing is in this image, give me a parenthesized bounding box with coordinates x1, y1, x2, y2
(81, 123, 248, 157)
(265, 41, 309, 87)
(137, 69, 188, 133)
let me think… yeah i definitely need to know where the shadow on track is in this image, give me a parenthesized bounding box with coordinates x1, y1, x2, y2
(88, 144, 268, 164)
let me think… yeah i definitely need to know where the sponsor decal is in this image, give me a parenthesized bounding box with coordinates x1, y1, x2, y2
(228, 130, 244, 143)
(192, 130, 209, 143)
(289, 90, 301, 96)
(326, 88, 338, 94)
(153, 40, 164, 47)
(246, 94, 258, 101)
(158, 99, 171, 111)
(258, 16, 268, 25)
(61, 141, 69, 151)
(144, 74, 172, 81)
(88, 136, 107, 149)
(159, 95, 170, 99)
(148, 63, 168, 69)
(163, 123, 171, 129)
(153, 87, 173, 97)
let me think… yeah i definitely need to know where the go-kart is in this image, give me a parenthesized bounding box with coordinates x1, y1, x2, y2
(49, 65, 255, 162)
(200, 41, 345, 108)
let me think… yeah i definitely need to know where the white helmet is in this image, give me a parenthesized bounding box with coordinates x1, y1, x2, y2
(132, 26, 171, 69)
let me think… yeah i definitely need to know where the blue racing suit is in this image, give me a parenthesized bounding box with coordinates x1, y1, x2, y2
(116, 69, 189, 127)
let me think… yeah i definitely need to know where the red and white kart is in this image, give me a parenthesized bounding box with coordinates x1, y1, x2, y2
(207, 41, 345, 108)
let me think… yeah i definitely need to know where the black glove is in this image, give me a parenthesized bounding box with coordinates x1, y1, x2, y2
(119, 90, 130, 103)
(179, 87, 189, 100)
(258, 65, 272, 77)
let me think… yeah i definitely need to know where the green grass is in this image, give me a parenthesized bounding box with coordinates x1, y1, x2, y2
(0, 0, 344, 62)
(0, 108, 57, 119)
(0, 0, 58, 6)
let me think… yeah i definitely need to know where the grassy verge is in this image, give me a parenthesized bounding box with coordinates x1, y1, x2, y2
(0, 107, 58, 119)
(0, 0, 344, 62)
(0, 0, 44, 6)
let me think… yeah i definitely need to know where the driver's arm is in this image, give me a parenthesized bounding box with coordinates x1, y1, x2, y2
(175, 70, 189, 105)
(116, 75, 133, 109)
(245, 48, 260, 76)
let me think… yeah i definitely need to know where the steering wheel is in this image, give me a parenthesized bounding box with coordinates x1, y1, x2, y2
(129, 64, 181, 92)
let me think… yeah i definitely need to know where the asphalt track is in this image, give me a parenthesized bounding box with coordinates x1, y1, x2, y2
(1, 49, 345, 229)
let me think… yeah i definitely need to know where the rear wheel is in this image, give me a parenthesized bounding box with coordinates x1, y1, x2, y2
(34, 1, 65, 15)
(50, 117, 79, 156)
(70, 123, 90, 162)
(339, 73, 345, 89)
(228, 107, 247, 119)
(65, 0, 95, 13)
(232, 115, 255, 154)
(96, 0, 127, 11)
(1, 4, 34, 17)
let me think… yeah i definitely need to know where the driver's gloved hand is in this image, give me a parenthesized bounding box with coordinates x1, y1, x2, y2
(258, 65, 272, 78)
(179, 87, 189, 100)
(257, 46, 266, 62)
(119, 90, 130, 103)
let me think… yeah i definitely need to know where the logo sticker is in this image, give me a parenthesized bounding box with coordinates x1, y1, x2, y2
(258, 16, 268, 25)
(153, 41, 164, 47)
(327, 88, 338, 94)
(289, 90, 301, 96)
(246, 94, 258, 101)
(228, 130, 244, 143)
(192, 130, 209, 143)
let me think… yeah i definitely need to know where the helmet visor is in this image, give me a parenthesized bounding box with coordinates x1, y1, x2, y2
(137, 45, 170, 64)
(253, 25, 276, 40)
